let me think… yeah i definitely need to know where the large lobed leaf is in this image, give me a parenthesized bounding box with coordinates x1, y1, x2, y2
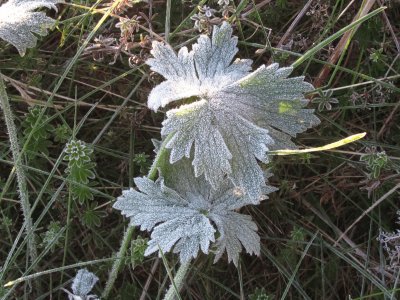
(0, 0, 63, 56)
(113, 159, 277, 266)
(146, 22, 252, 112)
(146, 22, 320, 201)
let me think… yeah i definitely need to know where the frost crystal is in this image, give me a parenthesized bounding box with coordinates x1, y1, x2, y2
(0, 0, 63, 56)
(113, 159, 277, 266)
(63, 268, 99, 300)
(146, 22, 320, 200)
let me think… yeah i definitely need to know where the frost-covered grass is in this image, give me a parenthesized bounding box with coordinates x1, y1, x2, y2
(0, 0, 400, 299)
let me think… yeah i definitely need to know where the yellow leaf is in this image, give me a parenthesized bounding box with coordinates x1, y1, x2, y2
(269, 132, 366, 155)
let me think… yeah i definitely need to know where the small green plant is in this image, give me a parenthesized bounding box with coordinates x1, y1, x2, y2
(82, 201, 106, 228)
(277, 226, 307, 268)
(290, 226, 307, 242)
(130, 236, 148, 267)
(360, 148, 389, 179)
(249, 287, 274, 300)
(64, 139, 96, 203)
(40, 221, 64, 253)
(274, 51, 291, 64)
(54, 124, 71, 143)
(369, 48, 387, 63)
(313, 89, 339, 111)
(22, 106, 54, 159)
(133, 152, 151, 175)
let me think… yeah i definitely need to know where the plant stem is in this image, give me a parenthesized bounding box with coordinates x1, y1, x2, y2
(3, 257, 114, 289)
(163, 262, 191, 300)
(0, 73, 38, 266)
(102, 134, 173, 299)
(165, 0, 171, 43)
(101, 226, 134, 298)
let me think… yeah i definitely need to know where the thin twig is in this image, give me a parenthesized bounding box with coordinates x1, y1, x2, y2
(139, 258, 160, 300)
(241, 0, 272, 18)
(275, 0, 314, 49)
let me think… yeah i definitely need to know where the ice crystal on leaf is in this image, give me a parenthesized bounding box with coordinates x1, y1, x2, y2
(63, 268, 99, 300)
(146, 22, 320, 200)
(0, 0, 63, 56)
(113, 159, 277, 266)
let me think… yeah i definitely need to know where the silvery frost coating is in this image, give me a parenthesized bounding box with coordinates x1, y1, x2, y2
(146, 22, 320, 201)
(63, 268, 99, 300)
(113, 158, 277, 266)
(0, 0, 63, 56)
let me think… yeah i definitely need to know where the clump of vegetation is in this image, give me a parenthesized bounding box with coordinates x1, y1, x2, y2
(22, 106, 54, 159)
(64, 139, 96, 203)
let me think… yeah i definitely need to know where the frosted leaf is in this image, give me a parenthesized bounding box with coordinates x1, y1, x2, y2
(0, 0, 63, 56)
(147, 22, 320, 201)
(147, 22, 252, 111)
(217, 63, 321, 150)
(146, 212, 215, 263)
(217, 110, 273, 201)
(210, 211, 259, 266)
(113, 159, 277, 265)
(114, 176, 216, 263)
(162, 100, 233, 189)
(62, 268, 99, 300)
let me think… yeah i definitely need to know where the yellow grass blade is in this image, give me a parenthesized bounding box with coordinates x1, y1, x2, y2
(269, 132, 366, 156)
